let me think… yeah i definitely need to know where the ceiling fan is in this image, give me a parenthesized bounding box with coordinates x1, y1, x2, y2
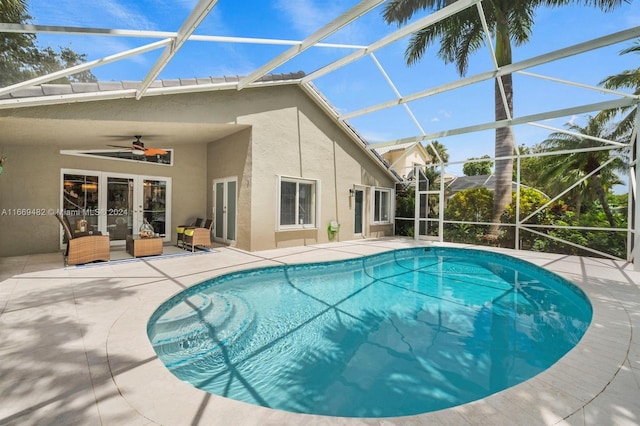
(108, 135, 168, 157)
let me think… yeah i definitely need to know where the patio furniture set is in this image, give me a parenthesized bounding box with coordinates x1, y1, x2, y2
(54, 213, 213, 265)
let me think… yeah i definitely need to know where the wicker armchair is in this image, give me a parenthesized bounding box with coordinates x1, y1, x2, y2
(176, 217, 203, 248)
(55, 213, 110, 265)
(183, 219, 213, 252)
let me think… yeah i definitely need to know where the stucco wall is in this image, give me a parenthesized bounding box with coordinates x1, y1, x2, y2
(239, 86, 395, 251)
(0, 142, 208, 257)
(0, 84, 396, 257)
(207, 127, 252, 251)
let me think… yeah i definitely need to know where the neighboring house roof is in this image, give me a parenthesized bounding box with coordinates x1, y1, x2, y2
(446, 175, 523, 193)
(446, 175, 549, 198)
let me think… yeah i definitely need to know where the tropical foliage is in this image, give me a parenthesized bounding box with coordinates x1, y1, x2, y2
(538, 116, 628, 228)
(383, 0, 625, 236)
(462, 155, 493, 176)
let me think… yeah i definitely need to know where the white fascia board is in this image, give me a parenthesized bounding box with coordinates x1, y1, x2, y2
(0, 90, 137, 109)
(237, 0, 386, 90)
(0, 79, 306, 110)
(341, 25, 640, 121)
(302, 0, 481, 84)
(137, 0, 219, 99)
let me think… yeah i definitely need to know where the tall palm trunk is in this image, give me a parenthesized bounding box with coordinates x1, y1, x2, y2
(489, 18, 514, 237)
(589, 175, 617, 227)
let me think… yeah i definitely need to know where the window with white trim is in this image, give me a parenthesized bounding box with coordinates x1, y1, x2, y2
(373, 187, 393, 224)
(277, 176, 318, 229)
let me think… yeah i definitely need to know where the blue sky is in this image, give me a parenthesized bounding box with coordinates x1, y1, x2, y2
(26, 0, 640, 177)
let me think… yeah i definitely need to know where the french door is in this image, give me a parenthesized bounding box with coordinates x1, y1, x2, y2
(61, 169, 171, 246)
(213, 177, 237, 245)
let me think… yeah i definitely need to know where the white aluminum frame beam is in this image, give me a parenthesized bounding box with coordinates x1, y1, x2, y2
(301, 0, 481, 85)
(237, 0, 386, 90)
(340, 26, 640, 121)
(0, 23, 366, 49)
(0, 39, 170, 97)
(136, 0, 219, 99)
(368, 97, 635, 148)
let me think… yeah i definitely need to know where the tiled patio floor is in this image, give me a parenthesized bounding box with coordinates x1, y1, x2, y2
(1, 238, 639, 425)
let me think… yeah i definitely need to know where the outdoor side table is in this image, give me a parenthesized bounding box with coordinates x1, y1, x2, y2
(126, 235, 163, 258)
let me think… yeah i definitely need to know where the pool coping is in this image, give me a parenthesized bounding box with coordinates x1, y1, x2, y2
(107, 240, 637, 425)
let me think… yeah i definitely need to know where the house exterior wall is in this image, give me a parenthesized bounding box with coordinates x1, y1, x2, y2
(0, 142, 208, 257)
(383, 149, 426, 179)
(0, 84, 396, 257)
(206, 127, 252, 251)
(240, 86, 395, 251)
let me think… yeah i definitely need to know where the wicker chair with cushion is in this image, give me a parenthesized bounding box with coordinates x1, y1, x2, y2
(176, 217, 203, 248)
(55, 213, 110, 265)
(183, 219, 213, 252)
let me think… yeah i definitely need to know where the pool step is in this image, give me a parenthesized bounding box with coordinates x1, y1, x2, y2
(150, 292, 254, 368)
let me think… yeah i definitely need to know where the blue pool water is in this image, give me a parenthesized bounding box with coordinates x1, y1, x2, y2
(147, 247, 592, 418)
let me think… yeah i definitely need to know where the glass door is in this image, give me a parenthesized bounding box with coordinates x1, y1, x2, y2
(62, 172, 100, 234)
(213, 177, 237, 244)
(141, 178, 169, 240)
(61, 170, 172, 248)
(103, 174, 171, 244)
(106, 176, 134, 243)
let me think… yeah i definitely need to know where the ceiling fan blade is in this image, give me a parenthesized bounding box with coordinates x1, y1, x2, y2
(143, 147, 168, 156)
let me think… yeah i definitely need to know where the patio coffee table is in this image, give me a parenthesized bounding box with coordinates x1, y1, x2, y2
(126, 235, 163, 258)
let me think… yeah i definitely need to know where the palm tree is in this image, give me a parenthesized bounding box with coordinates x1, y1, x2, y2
(426, 139, 449, 163)
(539, 116, 627, 227)
(598, 39, 640, 138)
(0, 0, 26, 16)
(383, 0, 625, 236)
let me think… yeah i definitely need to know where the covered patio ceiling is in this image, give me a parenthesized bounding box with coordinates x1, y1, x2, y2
(0, 116, 246, 147)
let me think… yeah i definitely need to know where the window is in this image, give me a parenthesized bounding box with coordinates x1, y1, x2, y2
(278, 176, 318, 229)
(373, 187, 393, 224)
(60, 149, 173, 165)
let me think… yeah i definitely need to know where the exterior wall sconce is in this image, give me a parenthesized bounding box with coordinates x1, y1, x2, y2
(349, 188, 355, 197)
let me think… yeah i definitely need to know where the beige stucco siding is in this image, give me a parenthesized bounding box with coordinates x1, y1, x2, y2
(0, 83, 396, 257)
(242, 86, 395, 251)
(207, 127, 252, 251)
(0, 142, 208, 257)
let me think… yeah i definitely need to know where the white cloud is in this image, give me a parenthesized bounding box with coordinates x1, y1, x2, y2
(273, 0, 339, 36)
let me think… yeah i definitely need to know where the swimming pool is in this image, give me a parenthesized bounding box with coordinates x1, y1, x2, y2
(147, 247, 592, 418)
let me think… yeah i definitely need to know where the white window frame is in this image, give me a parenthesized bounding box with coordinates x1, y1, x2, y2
(276, 175, 320, 231)
(372, 187, 393, 225)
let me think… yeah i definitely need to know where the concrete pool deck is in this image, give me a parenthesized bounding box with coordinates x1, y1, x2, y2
(0, 237, 639, 425)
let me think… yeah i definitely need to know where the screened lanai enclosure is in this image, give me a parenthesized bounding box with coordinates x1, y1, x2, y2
(1, 0, 639, 268)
